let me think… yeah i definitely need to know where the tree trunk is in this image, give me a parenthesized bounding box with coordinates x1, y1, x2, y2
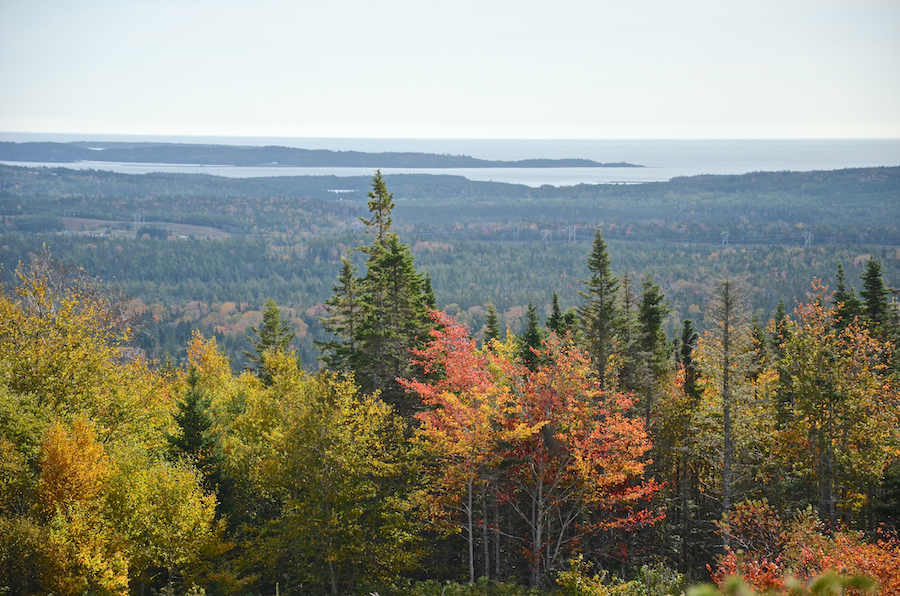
(467, 477, 475, 584)
(481, 483, 490, 579)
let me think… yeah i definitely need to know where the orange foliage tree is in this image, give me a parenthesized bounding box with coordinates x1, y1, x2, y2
(401, 312, 660, 587)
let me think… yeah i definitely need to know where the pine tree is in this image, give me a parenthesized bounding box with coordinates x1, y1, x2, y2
(354, 233, 433, 413)
(638, 276, 671, 424)
(547, 291, 563, 334)
(833, 262, 862, 330)
(484, 302, 501, 346)
(246, 298, 295, 381)
(519, 301, 544, 370)
(617, 273, 642, 393)
(860, 258, 890, 333)
(578, 229, 619, 388)
(318, 172, 434, 416)
(169, 368, 220, 494)
(317, 253, 363, 372)
(360, 169, 394, 244)
(705, 276, 754, 537)
(678, 319, 700, 400)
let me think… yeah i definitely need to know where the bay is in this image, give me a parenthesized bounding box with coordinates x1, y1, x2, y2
(2, 136, 898, 187)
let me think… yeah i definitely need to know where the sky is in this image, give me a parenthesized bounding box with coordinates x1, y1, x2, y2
(1, 0, 899, 140)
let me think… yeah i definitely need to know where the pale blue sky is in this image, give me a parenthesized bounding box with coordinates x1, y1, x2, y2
(1, 0, 898, 139)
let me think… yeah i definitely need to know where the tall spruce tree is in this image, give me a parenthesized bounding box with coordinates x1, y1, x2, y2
(547, 291, 563, 334)
(246, 298, 295, 381)
(317, 253, 363, 372)
(860, 259, 890, 333)
(484, 302, 501, 346)
(617, 273, 643, 394)
(638, 276, 671, 425)
(169, 368, 221, 496)
(578, 229, 619, 388)
(832, 262, 862, 330)
(519, 301, 544, 371)
(705, 276, 754, 540)
(678, 319, 700, 400)
(318, 171, 434, 416)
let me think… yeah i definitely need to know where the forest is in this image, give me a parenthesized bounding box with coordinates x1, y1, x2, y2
(1, 162, 898, 369)
(1, 167, 899, 595)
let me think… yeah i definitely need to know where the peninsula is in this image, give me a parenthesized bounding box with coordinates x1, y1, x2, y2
(0, 141, 641, 169)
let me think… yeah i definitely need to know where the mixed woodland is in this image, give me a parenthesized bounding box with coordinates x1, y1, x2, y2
(1, 164, 899, 595)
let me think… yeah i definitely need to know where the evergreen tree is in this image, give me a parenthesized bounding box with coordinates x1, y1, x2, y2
(422, 272, 436, 310)
(578, 229, 619, 388)
(318, 172, 434, 416)
(484, 302, 501, 346)
(832, 262, 862, 330)
(860, 258, 890, 333)
(360, 169, 394, 244)
(617, 273, 642, 393)
(771, 298, 790, 359)
(858, 258, 900, 374)
(519, 301, 544, 370)
(678, 319, 700, 400)
(638, 276, 671, 424)
(169, 368, 220, 495)
(355, 233, 433, 413)
(547, 291, 563, 334)
(317, 253, 363, 372)
(705, 276, 754, 536)
(246, 298, 295, 381)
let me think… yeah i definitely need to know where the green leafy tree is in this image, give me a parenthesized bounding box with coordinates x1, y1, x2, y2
(777, 281, 898, 524)
(248, 352, 419, 595)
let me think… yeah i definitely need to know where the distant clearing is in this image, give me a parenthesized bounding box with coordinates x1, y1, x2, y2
(62, 218, 231, 239)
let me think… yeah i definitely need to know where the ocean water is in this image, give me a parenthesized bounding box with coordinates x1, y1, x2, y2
(2, 135, 898, 187)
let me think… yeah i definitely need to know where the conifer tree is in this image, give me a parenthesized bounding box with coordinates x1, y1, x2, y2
(578, 229, 619, 388)
(638, 276, 671, 424)
(169, 368, 221, 495)
(484, 302, 501, 346)
(617, 273, 642, 393)
(705, 276, 754, 535)
(678, 319, 700, 400)
(318, 172, 434, 416)
(860, 258, 890, 333)
(833, 262, 862, 330)
(246, 298, 295, 383)
(547, 291, 563, 334)
(519, 301, 544, 370)
(317, 253, 363, 372)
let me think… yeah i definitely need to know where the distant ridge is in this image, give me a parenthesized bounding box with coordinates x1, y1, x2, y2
(0, 141, 641, 169)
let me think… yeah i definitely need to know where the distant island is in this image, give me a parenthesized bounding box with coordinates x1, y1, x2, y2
(0, 141, 641, 169)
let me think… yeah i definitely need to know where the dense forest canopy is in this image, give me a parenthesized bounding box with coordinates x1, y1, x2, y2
(1, 162, 897, 369)
(1, 167, 899, 595)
